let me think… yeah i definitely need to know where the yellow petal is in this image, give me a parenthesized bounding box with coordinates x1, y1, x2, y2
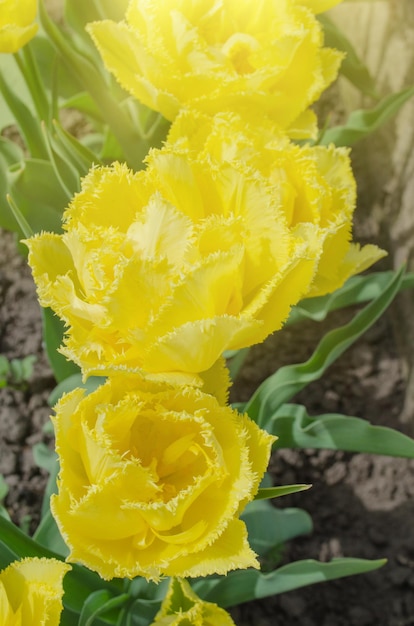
(0, 0, 38, 53)
(51, 378, 272, 581)
(144, 316, 262, 374)
(152, 577, 236, 626)
(163, 518, 258, 578)
(0, 558, 70, 626)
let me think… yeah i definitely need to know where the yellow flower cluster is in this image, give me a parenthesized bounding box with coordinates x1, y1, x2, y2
(0, 557, 70, 625)
(25, 0, 385, 591)
(26, 154, 321, 383)
(0, 0, 38, 53)
(87, 0, 343, 138)
(168, 110, 385, 299)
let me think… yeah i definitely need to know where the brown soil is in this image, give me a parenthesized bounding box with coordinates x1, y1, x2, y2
(1, 227, 414, 626)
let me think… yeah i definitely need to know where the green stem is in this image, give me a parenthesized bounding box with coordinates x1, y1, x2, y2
(38, 0, 147, 170)
(0, 67, 47, 159)
(18, 42, 51, 125)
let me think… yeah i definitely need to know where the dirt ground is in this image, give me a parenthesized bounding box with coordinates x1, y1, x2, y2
(1, 226, 414, 626)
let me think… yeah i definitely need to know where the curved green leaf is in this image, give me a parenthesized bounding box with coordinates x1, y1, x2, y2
(241, 500, 313, 558)
(48, 374, 106, 407)
(41, 308, 80, 383)
(79, 590, 129, 626)
(287, 271, 414, 326)
(32, 510, 69, 557)
(319, 15, 378, 97)
(197, 558, 386, 608)
(268, 403, 414, 458)
(320, 85, 414, 147)
(245, 267, 404, 426)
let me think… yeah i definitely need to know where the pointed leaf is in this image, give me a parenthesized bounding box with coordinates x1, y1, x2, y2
(79, 590, 129, 626)
(245, 267, 403, 426)
(287, 271, 414, 326)
(241, 500, 313, 557)
(255, 484, 312, 500)
(319, 15, 378, 97)
(197, 558, 386, 608)
(41, 308, 80, 382)
(321, 85, 414, 146)
(33, 510, 69, 557)
(268, 403, 414, 458)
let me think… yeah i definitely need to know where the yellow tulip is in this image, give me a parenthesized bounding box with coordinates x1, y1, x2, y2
(26, 148, 324, 383)
(151, 577, 236, 625)
(297, 0, 342, 12)
(51, 376, 275, 581)
(0, 557, 70, 625)
(168, 110, 386, 298)
(87, 0, 343, 138)
(0, 0, 38, 53)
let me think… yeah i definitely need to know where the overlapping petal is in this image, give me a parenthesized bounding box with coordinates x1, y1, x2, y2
(0, 557, 70, 625)
(26, 149, 324, 382)
(51, 377, 275, 581)
(168, 110, 386, 298)
(87, 0, 343, 138)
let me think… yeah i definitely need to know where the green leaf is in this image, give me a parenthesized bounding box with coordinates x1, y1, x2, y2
(9, 355, 36, 385)
(287, 271, 414, 326)
(64, 0, 129, 46)
(230, 271, 414, 386)
(241, 500, 313, 558)
(41, 122, 80, 199)
(6, 194, 34, 239)
(62, 91, 105, 124)
(0, 475, 11, 522)
(52, 119, 101, 173)
(255, 484, 311, 500)
(197, 558, 386, 608)
(0, 355, 11, 386)
(244, 267, 403, 427)
(319, 15, 378, 97)
(32, 442, 58, 518)
(122, 599, 162, 626)
(0, 55, 47, 158)
(0, 139, 24, 233)
(48, 374, 106, 407)
(39, 0, 148, 170)
(268, 403, 414, 458)
(0, 475, 8, 501)
(5, 159, 69, 236)
(79, 590, 129, 626)
(41, 308, 80, 383)
(33, 510, 69, 557)
(226, 347, 250, 381)
(320, 85, 414, 147)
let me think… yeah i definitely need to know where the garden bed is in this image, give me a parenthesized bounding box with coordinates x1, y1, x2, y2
(1, 226, 414, 625)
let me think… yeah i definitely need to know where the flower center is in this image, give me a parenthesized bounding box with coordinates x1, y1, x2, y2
(222, 33, 259, 74)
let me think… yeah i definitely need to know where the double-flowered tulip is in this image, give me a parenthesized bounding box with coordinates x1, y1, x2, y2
(51, 376, 275, 580)
(26, 146, 325, 383)
(168, 110, 386, 298)
(88, 0, 343, 138)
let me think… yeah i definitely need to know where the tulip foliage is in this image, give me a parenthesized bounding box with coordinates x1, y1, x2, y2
(1, 0, 414, 625)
